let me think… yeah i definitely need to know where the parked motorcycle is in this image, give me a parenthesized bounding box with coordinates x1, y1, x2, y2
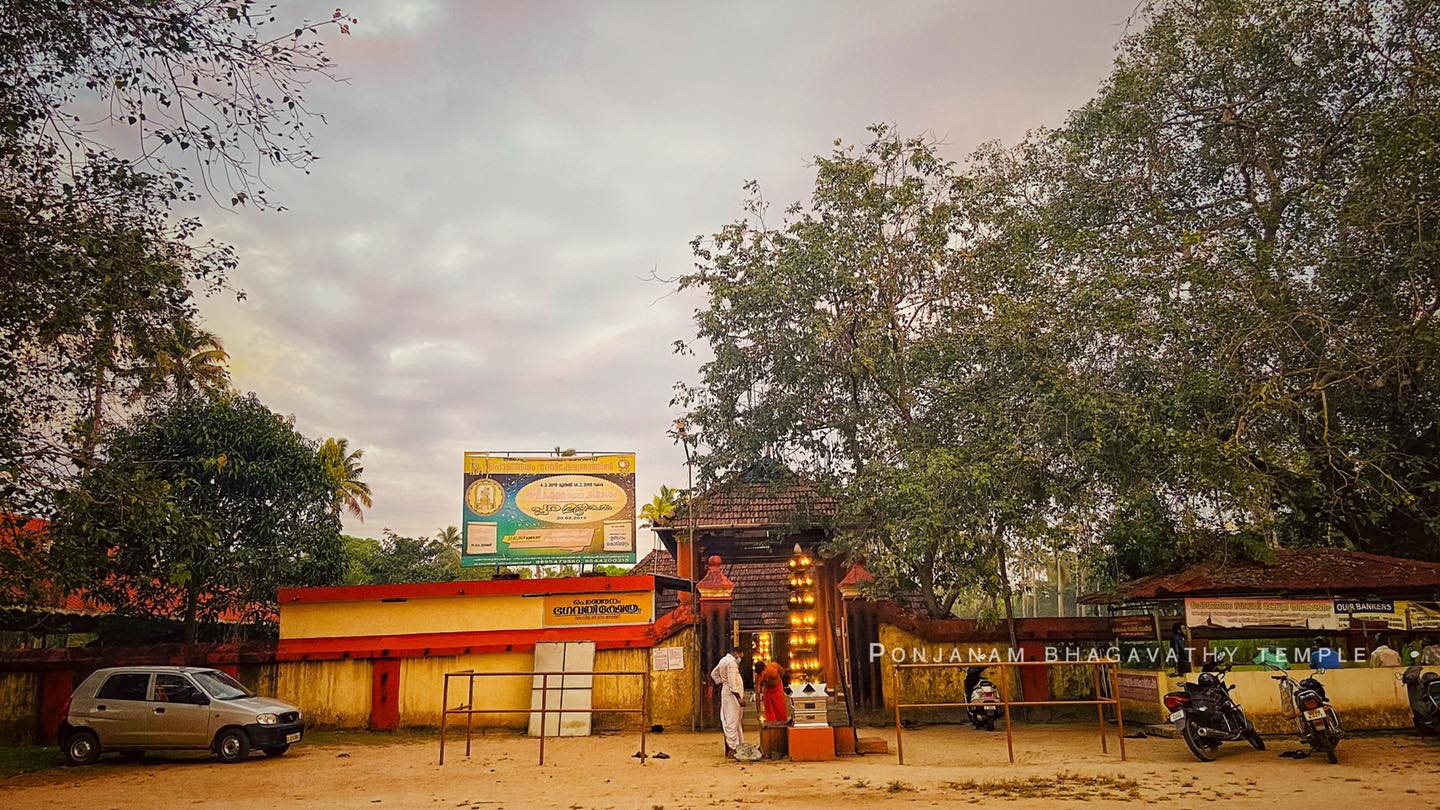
(963, 665, 1002, 731)
(1163, 658, 1265, 762)
(1401, 665, 1440, 736)
(1267, 665, 1343, 763)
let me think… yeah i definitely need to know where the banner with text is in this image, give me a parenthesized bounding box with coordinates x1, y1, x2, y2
(1185, 597, 1342, 630)
(461, 453, 637, 566)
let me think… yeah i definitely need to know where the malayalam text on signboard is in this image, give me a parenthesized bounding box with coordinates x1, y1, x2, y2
(461, 452, 637, 566)
(542, 592, 654, 627)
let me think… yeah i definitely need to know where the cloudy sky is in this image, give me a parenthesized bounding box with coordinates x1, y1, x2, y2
(195, 0, 1137, 546)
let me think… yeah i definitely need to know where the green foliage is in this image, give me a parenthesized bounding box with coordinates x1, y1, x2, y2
(640, 485, 681, 527)
(319, 437, 373, 521)
(49, 393, 344, 642)
(678, 0, 1440, 618)
(0, 1, 347, 521)
(341, 531, 459, 585)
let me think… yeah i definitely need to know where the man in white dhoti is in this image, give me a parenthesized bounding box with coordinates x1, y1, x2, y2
(709, 642, 745, 758)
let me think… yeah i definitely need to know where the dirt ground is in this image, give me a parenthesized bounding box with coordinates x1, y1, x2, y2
(5, 723, 1438, 809)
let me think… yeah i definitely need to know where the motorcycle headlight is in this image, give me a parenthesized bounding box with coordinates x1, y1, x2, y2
(256, 713, 278, 725)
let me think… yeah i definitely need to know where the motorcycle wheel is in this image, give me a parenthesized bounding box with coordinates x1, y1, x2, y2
(983, 717, 996, 732)
(1313, 733, 1339, 764)
(1242, 729, 1265, 751)
(1415, 713, 1438, 736)
(1181, 723, 1217, 762)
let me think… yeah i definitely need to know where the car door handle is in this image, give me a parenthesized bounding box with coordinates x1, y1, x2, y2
(153, 707, 165, 714)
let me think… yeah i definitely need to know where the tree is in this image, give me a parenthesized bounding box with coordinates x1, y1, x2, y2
(340, 530, 458, 585)
(50, 392, 344, 643)
(639, 485, 681, 528)
(0, 2, 350, 521)
(130, 321, 230, 403)
(434, 525, 461, 549)
(319, 438, 373, 521)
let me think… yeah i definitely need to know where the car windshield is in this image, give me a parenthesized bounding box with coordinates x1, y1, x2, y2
(191, 669, 255, 700)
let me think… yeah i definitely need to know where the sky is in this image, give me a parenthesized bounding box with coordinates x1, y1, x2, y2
(194, 0, 1139, 547)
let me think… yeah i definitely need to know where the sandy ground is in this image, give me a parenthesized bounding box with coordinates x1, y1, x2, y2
(5, 723, 1438, 809)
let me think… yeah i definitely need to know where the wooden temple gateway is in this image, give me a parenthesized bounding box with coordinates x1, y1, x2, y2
(636, 463, 886, 737)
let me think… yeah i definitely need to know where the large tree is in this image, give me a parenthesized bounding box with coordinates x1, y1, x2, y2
(50, 393, 344, 642)
(0, 1, 350, 520)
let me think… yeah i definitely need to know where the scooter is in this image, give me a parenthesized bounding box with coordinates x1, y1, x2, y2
(1163, 659, 1264, 762)
(1267, 665, 1343, 763)
(963, 665, 1002, 731)
(1401, 665, 1440, 736)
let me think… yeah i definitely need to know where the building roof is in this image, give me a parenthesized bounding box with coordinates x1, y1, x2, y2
(1081, 548, 1440, 604)
(665, 480, 839, 531)
(629, 549, 792, 630)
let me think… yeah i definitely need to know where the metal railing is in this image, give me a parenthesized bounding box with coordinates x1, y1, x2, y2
(439, 669, 650, 766)
(892, 658, 1126, 764)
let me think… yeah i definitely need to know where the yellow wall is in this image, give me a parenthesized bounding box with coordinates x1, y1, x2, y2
(878, 624, 1024, 713)
(270, 659, 373, 728)
(0, 671, 39, 744)
(592, 628, 697, 731)
(1121, 665, 1440, 733)
(280, 592, 542, 639)
(400, 652, 535, 728)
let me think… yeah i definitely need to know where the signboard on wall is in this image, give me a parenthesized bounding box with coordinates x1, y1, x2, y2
(1185, 597, 1342, 630)
(1115, 671, 1160, 703)
(461, 452, 637, 566)
(542, 592, 654, 627)
(1110, 614, 1160, 641)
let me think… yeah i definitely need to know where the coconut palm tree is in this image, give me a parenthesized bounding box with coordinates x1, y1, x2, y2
(131, 320, 230, 402)
(434, 525, 461, 549)
(639, 485, 680, 528)
(320, 437, 373, 521)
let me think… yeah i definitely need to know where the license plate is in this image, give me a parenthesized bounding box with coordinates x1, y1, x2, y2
(1168, 710, 1185, 722)
(285, 732, 301, 744)
(1302, 708, 1326, 721)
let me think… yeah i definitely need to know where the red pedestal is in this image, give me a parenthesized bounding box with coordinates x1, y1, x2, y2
(788, 726, 836, 761)
(832, 725, 857, 756)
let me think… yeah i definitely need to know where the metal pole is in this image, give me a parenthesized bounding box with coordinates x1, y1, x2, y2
(1092, 665, 1107, 754)
(893, 668, 904, 765)
(640, 669, 650, 765)
(538, 672, 548, 766)
(465, 673, 476, 758)
(1109, 664, 1127, 761)
(1000, 663, 1015, 764)
(439, 673, 450, 765)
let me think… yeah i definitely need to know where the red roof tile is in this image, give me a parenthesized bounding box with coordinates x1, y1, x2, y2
(629, 549, 793, 629)
(671, 481, 838, 530)
(1083, 548, 1440, 604)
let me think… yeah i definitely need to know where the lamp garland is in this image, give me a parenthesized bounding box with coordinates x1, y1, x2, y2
(786, 543, 820, 682)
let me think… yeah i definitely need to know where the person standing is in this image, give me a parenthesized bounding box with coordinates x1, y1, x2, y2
(710, 642, 745, 758)
(1169, 622, 1192, 676)
(758, 660, 788, 723)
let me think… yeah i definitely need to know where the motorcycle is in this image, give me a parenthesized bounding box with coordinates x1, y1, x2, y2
(963, 665, 1002, 731)
(1163, 658, 1265, 762)
(1267, 665, 1343, 763)
(1400, 665, 1440, 736)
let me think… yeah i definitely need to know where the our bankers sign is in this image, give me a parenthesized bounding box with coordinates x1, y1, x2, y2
(461, 452, 637, 566)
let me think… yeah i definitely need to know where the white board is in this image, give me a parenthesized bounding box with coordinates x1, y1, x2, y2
(529, 641, 595, 737)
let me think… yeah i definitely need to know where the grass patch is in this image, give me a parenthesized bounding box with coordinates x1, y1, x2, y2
(943, 772, 1142, 801)
(885, 780, 913, 794)
(0, 745, 61, 778)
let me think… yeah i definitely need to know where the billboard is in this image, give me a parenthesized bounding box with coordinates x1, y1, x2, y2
(461, 452, 637, 566)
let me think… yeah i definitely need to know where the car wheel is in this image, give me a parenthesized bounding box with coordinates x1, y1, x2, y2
(63, 730, 101, 766)
(215, 728, 251, 763)
(262, 745, 289, 757)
